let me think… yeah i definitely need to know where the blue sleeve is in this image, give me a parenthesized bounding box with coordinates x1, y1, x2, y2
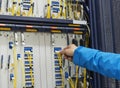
(73, 46, 120, 80)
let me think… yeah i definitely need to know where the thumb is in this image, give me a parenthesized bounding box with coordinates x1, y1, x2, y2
(60, 46, 69, 54)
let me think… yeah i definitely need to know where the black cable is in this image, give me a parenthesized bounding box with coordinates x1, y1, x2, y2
(1, 55, 3, 69)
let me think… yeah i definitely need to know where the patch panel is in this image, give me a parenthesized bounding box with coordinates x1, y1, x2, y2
(25, 66, 34, 72)
(52, 8, 59, 13)
(54, 54, 58, 59)
(25, 61, 33, 64)
(24, 47, 33, 52)
(55, 74, 61, 78)
(23, 5, 31, 10)
(24, 54, 33, 57)
(51, 0, 60, 18)
(21, 0, 34, 16)
(25, 82, 32, 87)
(55, 67, 60, 72)
(54, 60, 59, 66)
(52, 1, 59, 6)
(54, 47, 65, 87)
(25, 75, 31, 79)
(56, 81, 62, 86)
(54, 47, 61, 52)
(0, 31, 88, 88)
(24, 47, 34, 87)
(25, 68, 31, 72)
(25, 67, 34, 72)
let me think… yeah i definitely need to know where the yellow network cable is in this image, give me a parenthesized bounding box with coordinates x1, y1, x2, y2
(76, 0, 78, 12)
(12, 46, 17, 88)
(66, 34, 88, 88)
(12, 0, 17, 15)
(56, 52, 79, 88)
(83, 68, 87, 88)
(27, 0, 33, 16)
(63, 0, 67, 19)
(75, 66, 79, 88)
(67, 1, 70, 18)
(68, 77, 74, 88)
(27, 52, 34, 86)
(60, 0, 63, 17)
(56, 52, 64, 87)
(16, 0, 21, 16)
(7, 0, 12, 15)
(74, 0, 79, 20)
(46, 0, 51, 18)
(69, 0, 72, 19)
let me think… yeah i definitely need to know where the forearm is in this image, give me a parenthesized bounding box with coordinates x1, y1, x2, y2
(73, 46, 120, 80)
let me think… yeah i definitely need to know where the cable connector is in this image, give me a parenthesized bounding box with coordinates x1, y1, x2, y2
(9, 42, 14, 49)
(10, 73, 14, 81)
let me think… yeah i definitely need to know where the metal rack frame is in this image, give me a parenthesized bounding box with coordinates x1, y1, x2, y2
(0, 15, 87, 33)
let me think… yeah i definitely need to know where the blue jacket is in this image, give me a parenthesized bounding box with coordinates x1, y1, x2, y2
(73, 46, 120, 80)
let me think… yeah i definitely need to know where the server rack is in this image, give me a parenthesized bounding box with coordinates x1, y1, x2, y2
(90, 0, 120, 88)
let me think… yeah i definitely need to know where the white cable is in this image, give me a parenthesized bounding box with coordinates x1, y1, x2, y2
(21, 33, 25, 45)
(15, 33, 18, 45)
(86, 24, 90, 37)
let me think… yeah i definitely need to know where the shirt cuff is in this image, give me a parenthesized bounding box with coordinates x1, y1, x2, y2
(73, 46, 83, 65)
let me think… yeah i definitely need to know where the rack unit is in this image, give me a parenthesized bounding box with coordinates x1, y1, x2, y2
(0, 14, 90, 88)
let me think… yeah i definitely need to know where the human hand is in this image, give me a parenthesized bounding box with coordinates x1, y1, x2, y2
(60, 44, 77, 61)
